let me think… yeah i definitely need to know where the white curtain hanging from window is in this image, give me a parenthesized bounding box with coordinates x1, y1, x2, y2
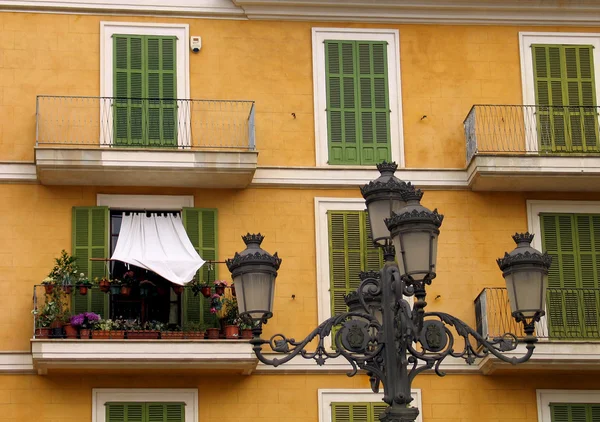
(111, 212, 205, 286)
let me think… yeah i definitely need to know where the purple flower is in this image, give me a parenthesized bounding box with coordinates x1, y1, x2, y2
(84, 312, 101, 323)
(70, 314, 84, 327)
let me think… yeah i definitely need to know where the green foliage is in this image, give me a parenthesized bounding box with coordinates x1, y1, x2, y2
(48, 250, 79, 285)
(221, 297, 239, 325)
(182, 321, 207, 332)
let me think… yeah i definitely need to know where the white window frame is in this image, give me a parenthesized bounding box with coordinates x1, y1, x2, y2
(526, 199, 600, 338)
(537, 389, 600, 422)
(92, 388, 198, 422)
(97, 194, 194, 209)
(99, 21, 191, 147)
(519, 32, 600, 153)
(312, 28, 404, 168)
(319, 389, 422, 422)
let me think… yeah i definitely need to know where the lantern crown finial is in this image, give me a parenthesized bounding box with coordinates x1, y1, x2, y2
(376, 161, 398, 174)
(496, 233, 551, 272)
(242, 233, 265, 246)
(512, 232, 534, 245)
(400, 187, 424, 203)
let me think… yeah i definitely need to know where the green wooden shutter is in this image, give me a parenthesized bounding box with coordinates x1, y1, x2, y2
(183, 208, 218, 326)
(532, 44, 599, 152)
(328, 211, 383, 316)
(371, 403, 388, 422)
(550, 403, 600, 422)
(332, 402, 387, 422)
(72, 207, 109, 317)
(575, 215, 600, 337)
(357, 41, 390, 164)
(326, 40, 360, 165)
(106, 403, 145, 422)
(325, 40, 391, 165)
(146, 36, 177, 147)
(114, 35, 145, 146)
(147, 403, 185, 422)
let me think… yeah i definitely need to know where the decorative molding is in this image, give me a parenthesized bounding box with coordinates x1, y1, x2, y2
(311, 28, 404, 167)
(536, 390, 600, 422)
(4, 0, 600, 25)
(92, 388, 198, 422)
(0, 163, 37, 184)
(97, 194, 194, 209)
(0, 352, 35, 373)
(318, 389, 422, 422)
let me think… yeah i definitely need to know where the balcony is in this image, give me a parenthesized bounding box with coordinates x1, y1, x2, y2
(34, 96, 258, 188)
(464, 105, 600, 191)
(475, 287, 600, 373)
(30, 284, 257, 375)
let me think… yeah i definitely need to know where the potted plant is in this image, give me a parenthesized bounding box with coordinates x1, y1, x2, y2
(221, 297, 240, 339)
(92, 319, 125, 339)
(162, 325, 184, 339)
(172, 285, 184, 295)
(206, 326, 220, 339)
(214, 280, 228, 296)
(126, 320, 161, 339)
(139, 280, 153, 297)
(32, 301, 57, 339)
(48, 250, 78, 293)
(182, 322, 206, 339)
(240, 321, 254, 340)
(41, 277, 55, 295)
(75, 273, 91, 296)
(109, 278, 121, 295)
(71, 312, 100, 339)
(200, 284, 211, 298)
(120, 271, 135, 296)
(97, 277, 111, 293)
(62, 312, 77, 338)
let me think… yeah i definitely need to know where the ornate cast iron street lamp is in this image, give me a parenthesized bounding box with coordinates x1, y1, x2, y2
(227, 162, 551, 422)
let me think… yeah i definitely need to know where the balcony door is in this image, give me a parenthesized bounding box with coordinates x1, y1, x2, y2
(113, 35, 178, 147)
(533, 44, 600, 153)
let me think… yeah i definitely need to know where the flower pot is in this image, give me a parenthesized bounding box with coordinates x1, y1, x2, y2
(184, 331, 205, 340)
(35, 328, 51, 339)
(79, 329, 91, 339)
(62, 285, 73, 295)
(215, 285, 225, 296)
(161, 331, 184, 339)
(206, 328, 220, 339)
(43, 284, 54, 295)
(241, 329, 253, 340)
(139, 286, 149, 297)
(92, 330, 111, 339)
(225, 325, 240, 339)
(99, 279, 110, 293)
(77, 285, 88, 296)
(231, 284, 236, 297)
(109, 285, 121, 295)
(173, 285, 184, 295)
(110, 330, 125, 339)
(127, 330, 159, 340)
(200, 286, 211, 298)
(156, 287, 167, 296)
(64, 325, 78, 339)
(120, 285, 131, 296)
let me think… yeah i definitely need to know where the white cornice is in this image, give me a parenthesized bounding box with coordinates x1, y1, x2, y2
(3, 0, 600, 25)
(0, 163, 37, 184)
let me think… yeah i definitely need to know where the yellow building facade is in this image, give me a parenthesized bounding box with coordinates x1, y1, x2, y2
(0, 1, 599, 421)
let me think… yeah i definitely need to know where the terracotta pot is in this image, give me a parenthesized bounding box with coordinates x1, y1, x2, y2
(64, 325, 78, 339)
(43, 284, 54, 295)
(110, 330, 125, 339)
(35, 328, 51, 339)
(156, 287, 167, 296)
(120, 286, 131, 296)
(225, 325, 240, 339)
(241, 329, 253, 340)
(127, 330, 159, 340)
(77, 285, 88, 296)
(200, 286, 211, 298)
(161, 331, 184, 339)
(62, 285, 73, 295)
(215, 285, 225, 296)
(79, 329, 91, 339)
(206, 328, 220, 339)
(230, 284, 236, 297)
(92, 330, 111, 339)
(173, 285, 184, 295)
(184, 331, 205, 340)
(99, 279, 110, 293)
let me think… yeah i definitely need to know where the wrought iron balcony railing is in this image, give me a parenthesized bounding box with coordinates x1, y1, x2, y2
(475, 287, 600, 340)
(464, 105, 600, 164)
(36, 96, 256, 150)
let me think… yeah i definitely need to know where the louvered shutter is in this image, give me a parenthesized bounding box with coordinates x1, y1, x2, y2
(182, 208, 217, 326)
(576, 215, 600, 337)
(591, 405, 600, 422)
(147, 403, 185, 422)
(114, 35, 145, 146)
(371, 403, 388, 422)
(72, 207, 109, 317)
(550, 403, 599, 422)
(146, 36, 177, 147)
(332, 403, 370, 422)
(326, 41, 360, 165)
(533, 44, 599, 152)
(106, 403, 144, 422)
(328, 211, 383, 316)
(357, 41, 391, 165)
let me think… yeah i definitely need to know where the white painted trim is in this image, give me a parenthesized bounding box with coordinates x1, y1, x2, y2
(318, 389, 422, 422)
(526, 200, 600, 338)
(0, 352, 35, 373)
(92, 388, 198, 422)
(315, 197, 367, 334)
(537, 389, 600, 422)
(518, 32, 600, 152)
(311, 28, 404, 168)
(100, 21, 190, 147)
(97, 194, 194, 209)
(0, 163, 37, 183)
